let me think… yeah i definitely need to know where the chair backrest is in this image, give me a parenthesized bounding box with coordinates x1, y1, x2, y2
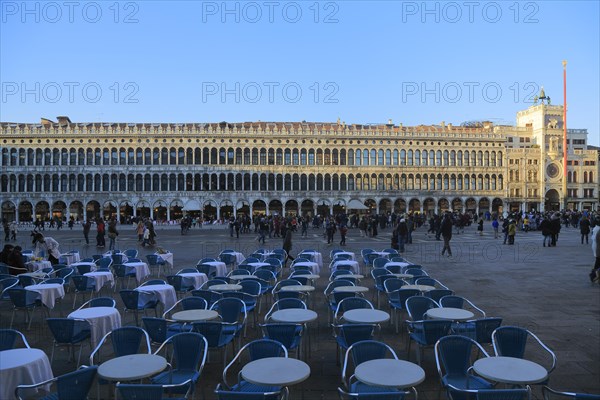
(54, 366, 98, 399)
(370, 268, 390, 281)
(273, 279, 301, 292)
(435, 335, 489, 380)
(253, 269, 276, 282)
(202, 279, 228, 289)
(0, 329, 30, 350)
(337, 324, 376, 347)
(265, 298, 307, 320)
(373, 257, 389, 269)
(111, 326, 151, 357)
(181, 296, 208, 310)
(166, 275, 184, 290)
(470, 318, 503, 345)
(384, 264, 403, 274)
(7, 288, 38, 307)
(141, 279, 167, 286)
(191, 321, 226, 347)
(215, 383, 284, 399)
(47, 318, 91, 344)
(239, 280, 261, 296)
(230, 269, 251, 276)
(76, 263, 93, 275)
(337, 386, 407, 399)
(112, 254, 126, 265)
(18, 275, 35, 287)
(390, 256, 407, 263)
(439, 295, 465, 309)
(219, 253, 237, 265)
(56, 267, 75, 280)
(95, 257, 113, 269)
(156, 332, 208, 372)
(239, 339, 288, 362)
(120, 289, 142, 310)
(405, 268, 428, 277)
(383, 278, 405, 293)
(71, 275, 94, 291)
(41, 278, 65, 285)
(336, 297, 374, 315)
(541, 386, 600, 399)
(146, 254, 163, 266)
(419, 320, 452, 345)
(425, 289, 454, 303)
(492, 326, 557, 374)
(211, 297, 246, 324)
(261, 323, 303, 350)
(142, 317, 169, 344)
(178, 268, 200, 274)
(1, 277, 19, 297)
(197, 264, 217, 278)
(190, 290, 223, 308)
(124, 249, 138, 258)
(199, 257, 217, 264)
(405, 296, 439, 320)
(324, 280, 355, 296)
(243, 257, 260, 264)
(343, 340, 398, 383)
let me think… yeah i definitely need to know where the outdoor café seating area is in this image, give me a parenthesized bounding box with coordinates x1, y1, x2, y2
(1, 245, 598, 400)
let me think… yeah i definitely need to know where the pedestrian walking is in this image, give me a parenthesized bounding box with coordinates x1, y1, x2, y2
(477, 219, 484, 236)
(339, 224, 348, 246)
(589, 220, 600, 283)
(492, 218, 499, 239)
(96, 218, 106, 248)
(82, 220, 91, 245)
(440, 213, 453, 257)
(107, 218, 119, 250)
(283, 224, 294, 265)
(580, 215, 591, 244)
(9, 221, 17, 240)
(507, 220, 516, 245)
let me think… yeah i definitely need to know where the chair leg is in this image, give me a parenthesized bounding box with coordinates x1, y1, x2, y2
(9, 309, 15, 328)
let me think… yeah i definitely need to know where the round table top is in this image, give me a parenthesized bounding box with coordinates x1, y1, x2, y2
(69, 307, 119, 319)
(355, 359, 426, 388)
(390, 273, 413, 279)
(343, 309, 390, 324)
(279, 285, 315, 292)
(137, 284, 173, 291)
(473, 356, 548, 384)
(209, 284, 242, 291)
(25, 283, 63, 291)
(270, 309, 318, 323)
(171, 309, 219, 322)
(0, 348, 48, 371)
(334, 274, 364, 280)
(333, 285, 369, 293)
(426, 307, 474, 321)
(295, 274, 320, 280)
(98, 354, 167, 381)
(401, 284, 435, 292)
(241, 357, 310, 386)
(228, 275, 254, 280)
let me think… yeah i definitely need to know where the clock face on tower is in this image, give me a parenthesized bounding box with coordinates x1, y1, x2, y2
(546, 163, 560, 178)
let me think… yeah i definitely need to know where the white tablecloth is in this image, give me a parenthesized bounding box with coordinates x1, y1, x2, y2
(178, 272, 208, 289)
(330, 260, 361, 274)
(70, 261, 98, 272)
(124, 262, 151, 283)
(299, 251, 323, 268)
(25, 283, 65, 309)
(25, 260, 52, 272)
(59, 253, 81, 265)
(84, 271, 115, 292)
(156, 252, 174, 269)
(223, 251, 245, 265)
(203, 261, 227, 276)
(136, 284, 177, 311)
(104, 252, 129, 263)
(0, 348, 53, 400)
(292, 261, 320, 274)
(333, 251, 356, 260)
(247, 262, 270, 273)
(68, 306, 122, 348)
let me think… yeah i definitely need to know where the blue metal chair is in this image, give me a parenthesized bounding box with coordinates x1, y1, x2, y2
(343, 340, 400, 394)
(0, 328, 30, 350)
(120, 289, 159, 326)
(372, 257, 389, 269)
(211, 297, 247, 348)
(197, 263, 217, 279)
(406, 296, 438, 321)
(15, 366, 98, 400)
(178, 268, 200, 274)
(230, 269, 251, 276)
(201, 278, 228, 290)
(445, 385, 532, 400)
(1, 277, 20, 302)
(95, 257, 113, 270)
(71, 275, 96, 309)
(452, 318, 503, 346)
(542, 386, 600, 399)
(141, 279, 167, 286)
(124, 248, 139, 258)
(408, 319, 452, 365)
(222, 339, 288, 393)
(75, 263, 93, 275)
(90, 326, 151, 365)
(415, 277, 449, 290)
(371, 268, 391, 308)
(434, 335, 493, 400)
(440, 295, 486, 317)
(142, 317, 181, 349)
(166, 275, 194, 297)
(147, 254, 167, 276)
(220, 252, 238, 268)
(492, 326, 557, 382)
(77, 296, 117, 309)
(334, 297, 374, 323)
(7, 288, 45, 330)
(192, 321, 236, 365)
(112, 263, 136, 291)
(111, 253, 126, 264)
(337, 386, 410, 399)
(46, 318, 92, 366)
(425, 289, 454, 303)
(18, 275, 36, 288)
(56, 266, 75, 289)
(261, 323, 303, 358)
(117, 379, 195, 400)
(215, 383, 287, 399)
(332, 324, 376, 366)
(264, 298, 307, 321)
(191, 289, 223, 308)
(151, 332, 208, 397)
(41, 278, 65, 285)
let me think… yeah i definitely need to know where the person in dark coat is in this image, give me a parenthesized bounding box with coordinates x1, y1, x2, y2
(282, 224, 294, 265)
(440, 213, 453, 257)
(550, 213, 561, 247)
(7, 246, 27, 275)
(580, 216, 591, 244)
(540, 217, 552, 247)
(0, 244, 14, 265)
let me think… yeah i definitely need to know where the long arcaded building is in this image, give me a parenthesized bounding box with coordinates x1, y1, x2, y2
(1, 98, 598, 223)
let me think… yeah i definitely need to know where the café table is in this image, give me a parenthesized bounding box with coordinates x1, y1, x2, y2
(342, 309, 390, 324)
(156, 252, 174, 269)
(270, 308, 318, 355)
(333, 285, 369, 293)
(25, 283, 65, 309)
(426, 307, 474, 322)
(247, 262, 271, 273)
(278, 285, 315, 293)
(473, 356, 548, 385)
(229, 274, 258, 281)
(390, 273, 413, 280)
(59, 252, 81, 265)
(84, 271, 115, 292)
(241, 357, 310, 387)
(124, 261, 151, 284)
(209, 283, 242, 292)
(171, 309, 219, 322)
(334, 274, 364, 280)
(97, 354, 167, 387)
(68, 306, 122, 348)
(70, 261, 98, 272)
(330, 260, 361, 274)
(19, 271, 51, 281)
(135, 284, 177, 311)
(354, 359, 425, 388)
(383, 261, 412, 270)
(103, 252, 129, 264)
(26, 260, 52, 272)
(401, 284, 436, 293)
(0, 348, 54, 400)
(334, 251, 356, 260)
(177, 272, 208, 289)
(291, 261, 320, 274)
(222, 250, 245, 265)
(299, 251, 323, 269)
(203, 261, 228, 276)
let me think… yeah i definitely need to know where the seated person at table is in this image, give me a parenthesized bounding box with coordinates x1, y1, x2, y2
(0, 244, 14, 264)
(32, 232, 61, 265)
(7, 246, 27, 275)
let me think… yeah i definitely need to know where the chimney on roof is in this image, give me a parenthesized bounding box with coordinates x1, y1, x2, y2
(440, 121, 445, 128)
(56, 116, 72, 126)
(388, 119, 393, 125)
(40, 118, 54, 126)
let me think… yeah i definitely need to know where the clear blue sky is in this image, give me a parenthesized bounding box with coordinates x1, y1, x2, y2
(1, 0, 598, 145)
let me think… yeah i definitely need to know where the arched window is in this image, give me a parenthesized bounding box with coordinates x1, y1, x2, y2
(407, 150, 413, 166)
(393, 150, 399, 165)
(378, 149, 384, 165)
(443, 150, 449, 166)
(400, 150, 406, 166)
(415, 150, 421, 166)
(457, 150, 463, 166)
(436, 151, 442, 166)
(355, 149, 361, 166)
